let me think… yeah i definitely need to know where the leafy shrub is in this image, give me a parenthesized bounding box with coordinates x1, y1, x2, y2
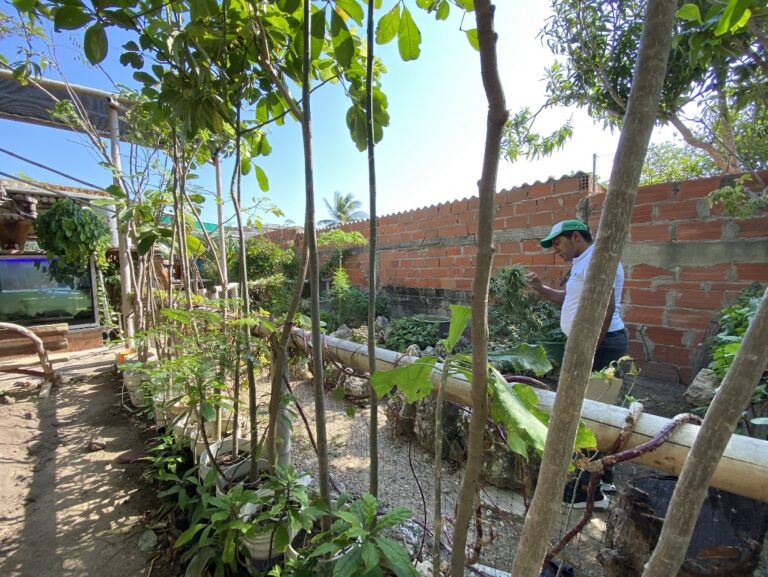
(384, 316, 440, 352)
(227, 236, 294, 283)
(249, 273, 292, 316)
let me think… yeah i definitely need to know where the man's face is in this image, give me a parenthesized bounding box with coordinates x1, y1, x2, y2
(552, 234, 577, 261)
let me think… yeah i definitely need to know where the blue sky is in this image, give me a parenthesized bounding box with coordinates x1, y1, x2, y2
(0, 1, 673, 227)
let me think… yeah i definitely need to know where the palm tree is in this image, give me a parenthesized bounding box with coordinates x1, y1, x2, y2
(318, 191, 368, 226)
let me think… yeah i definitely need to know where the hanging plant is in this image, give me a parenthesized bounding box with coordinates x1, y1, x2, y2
(34, 198, 110, 271)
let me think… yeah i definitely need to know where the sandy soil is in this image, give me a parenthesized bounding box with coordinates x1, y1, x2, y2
(0, 349, 175, 577)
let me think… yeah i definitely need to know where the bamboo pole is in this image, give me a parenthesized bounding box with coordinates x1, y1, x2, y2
(281, 328, 768, 503)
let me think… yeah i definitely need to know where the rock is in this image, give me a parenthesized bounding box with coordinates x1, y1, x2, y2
(23, 412, 33, 420)
(88, 438, 106, 452)
(116, 449, 149, 464)
(343, 376, 370, 398)
(385, 390, 417, 437)
(0, 395, 15, 405)
(374, 316, 389, 342)
(333, 324, 352, 340)
(405, 344, 421, 357)
(324, 362, 347, 388)
(685, 368, 719, 406)
(289, 359, 312, 381)
(14, 379, 35, 388)
(423, 346, 436, 357)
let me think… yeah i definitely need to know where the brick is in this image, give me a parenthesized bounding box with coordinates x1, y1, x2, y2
(676, 176, 721, 200)
(506, 188, 527, 203)
(735, 263, 768, 282)
(631, 203, 653, 222)
(654, 199, 702, 221)
(644, 326, 685, 347)
(451, 199, 469, 214)
(521, 239, 542, 253)
(675, 290, 726, 310)
(492, 254, 512, 267)
(514, 199, 538, 215)
(628, 264, 675, 281)
(630, 223, 672, 242)
(496, 241, 521, 255)
(536, 197, 564, 211)
(678, 264, 733, 282)
(733, 215, 768, 238)
(628, 288, 671, 307)
(676, 221, 723, 241)
(666, 309, 709, 330)
(496, 204, 516, 218)
(624, 305, 665, 325)
(527, 183, 553, 199)
(531, 253, 556, 265)
(652, 345, 693, 366)
(553, 176, 584, 195)
(627, 341, 649, 361)
(529, 212, 554, 226)
(504, 215, 528, 229)
(636, 183, 674, 203)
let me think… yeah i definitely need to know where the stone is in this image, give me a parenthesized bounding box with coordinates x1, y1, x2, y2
(88, 438, 106, 452)
(374, 316, 389, 342)
(422, 346, 436, 357)
(23, 412, 33, 420)
(116, 449, 149, 464)
(685, 368, 719, 406)
(405, 344, 421, 357)
(332, 324, 352, 340)
(323, 362, 347, 388)
(343, 376, 370, 398)
(0, 395, 15, 405)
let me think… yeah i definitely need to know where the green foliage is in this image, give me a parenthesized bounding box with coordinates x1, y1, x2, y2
(641, 140, 720, 185)
(488, 265, 565, 350)
(708, 283, 764, 379)
(228, 236, 295, 284)
(384, 316, 441, 352)
(318, 194, 369, 227)
(488, 343, 553, 377)
(34, 198, 110, 272)
(250, 273, 293, 316)
(708, 174, 768, 218)
(301, 493, 420, 577)
(501, 106, 574, 162)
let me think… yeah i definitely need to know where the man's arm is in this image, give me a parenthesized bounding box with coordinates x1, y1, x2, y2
(526, 271, 565, 305)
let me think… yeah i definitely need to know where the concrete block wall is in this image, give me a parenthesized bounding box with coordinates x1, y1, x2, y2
(263, 173, 768, 384)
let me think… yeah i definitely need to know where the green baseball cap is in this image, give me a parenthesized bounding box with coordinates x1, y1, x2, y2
(540, 219, 589, 248)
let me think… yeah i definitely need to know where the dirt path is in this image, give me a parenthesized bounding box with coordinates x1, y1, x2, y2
(0, 349, 172, 577)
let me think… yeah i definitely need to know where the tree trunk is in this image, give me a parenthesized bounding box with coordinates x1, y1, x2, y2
(365, 0, 380, 498)
(511, 2, 678, 575)
(641, 286, 768, 577)
(450, 2, 507, 574)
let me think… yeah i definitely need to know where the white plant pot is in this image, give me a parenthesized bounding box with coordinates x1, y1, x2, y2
(198, 436, 253, 489)
(242, 523, 293, 562)
(190, 418, 246, 462)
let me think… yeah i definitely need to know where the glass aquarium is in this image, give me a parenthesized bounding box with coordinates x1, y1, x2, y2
(0, 256, 96, 326)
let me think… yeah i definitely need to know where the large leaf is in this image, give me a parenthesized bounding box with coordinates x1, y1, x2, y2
(370, 357, 437, 402)
(375, 3, 399, 45)
(374, 537, 420, 577)
(84, 24, 108, 64)
(184, 547, 216, 577)
(397, 6, 421, 61)
(676, 3, 702, 23)
(330, 9, 354, 69)
(335, 0, 363, 25)
(54, 6, 92, 30)
(375, 506, 411, 530)
(444, 304, 470, 353)
(254, 164, 269, 192)
(488, 343, 553, 377)
(333, 545, 362, 577)
(310, 7, 326, 62)
(488, 378, 548, 458)
(174, 523, 206, 548)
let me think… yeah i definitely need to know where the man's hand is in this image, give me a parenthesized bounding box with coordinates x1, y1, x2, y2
(526, 271, 543, 292)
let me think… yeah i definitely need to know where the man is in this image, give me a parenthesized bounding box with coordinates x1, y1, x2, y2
(526, 219, 627, 372)
(526, 219, 627, 509)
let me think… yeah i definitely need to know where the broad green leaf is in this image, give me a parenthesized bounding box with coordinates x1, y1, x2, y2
(309, 542, 343, 558)
(136, 232, 156, 255)
(186, 234, 204, 256)
(174, 523, 206, 548)
(12, 0, 37, 12)
(273, 524, 290, 552)
(464, 28, 479, 51)
(240, 156, 252, 175)
(397, 6, 421, 61)
(574, 420, 597, 450)
(345, 404, 356, 417)
(330, 9, 354, 68)
(444, 304, 470, 353)
(201, 401, 216, 422)
(715, 0, 751, 36)
(360, 541, 378, 573)
(362, 492, 377, 525)
(54, 6, 92, 31)
(676, 3, 702, 22)
(335, 510, 363, 528)
(488, 343, 552, 377)
(254, 164, 269, 191)
(185, 547, 216, 577)
(370, 357, 437, 402)
(375, 506, 411, 530)
(488, 379, 548, 458)
(84, 24, 108, 64)
(436, 0, 449, 20)
(310, 7, 326, 62)
(374, 537, 420, 577)
(333, 545, 362, 577)
(454, 0, 474, 11)
(336, 0, 363, 25)
(375, 3, 399, 45)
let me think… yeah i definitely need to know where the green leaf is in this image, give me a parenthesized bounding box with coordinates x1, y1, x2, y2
(444, 304, 470, 353)
(12, 0, 37, 12)
(374, 537, 420, 577)
(715, 0, 751, 36)
(336, 0, 363, 25)
(335, 510, 364, 528)
(360, 541, 378, 573)
(333, 545, 362, 577)
(375, 506, 410, 530)
(136, 232, 157, 255)
(488, 343, 552, 377)
(84, 24, 108, 64)
(89, 197, 117, 207)
(464, 28, 479, 51)
(310, 7, 326, 62)
(345, 404, 356, 417)
(201, 401, 216, 422)
(240, 156, 252, 175)
(186, 234, 204, 256)
(436, 0, 449, 20)
(54, 6, 92, 31)
(254, 164, 269, 192)
(330, 9, 354, 68)
(676, 3, 702, 22)
(361, 492, 377, 526)
(370, 357, 437, 402)
(488, 379, 548, 458)
(397, 6, 421, 61)
(375, 3, 399, 45)
(185, 547, 216, 577)
(174, 523, 206, 548)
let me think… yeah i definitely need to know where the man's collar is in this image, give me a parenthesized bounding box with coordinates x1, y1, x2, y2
(573, 243, 594, 263)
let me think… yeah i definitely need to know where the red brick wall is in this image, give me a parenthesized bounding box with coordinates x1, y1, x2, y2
(263, 173, 768, 384)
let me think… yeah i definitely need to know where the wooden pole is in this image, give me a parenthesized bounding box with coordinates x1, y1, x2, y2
(278, 328, 768, 503)
(0, 322, 60, 386)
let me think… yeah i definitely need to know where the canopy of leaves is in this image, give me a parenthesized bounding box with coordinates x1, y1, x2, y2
(640, 140, 719, 185)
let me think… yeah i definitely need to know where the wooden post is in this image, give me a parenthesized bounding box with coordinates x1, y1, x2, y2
(0, 322, 60, 386)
